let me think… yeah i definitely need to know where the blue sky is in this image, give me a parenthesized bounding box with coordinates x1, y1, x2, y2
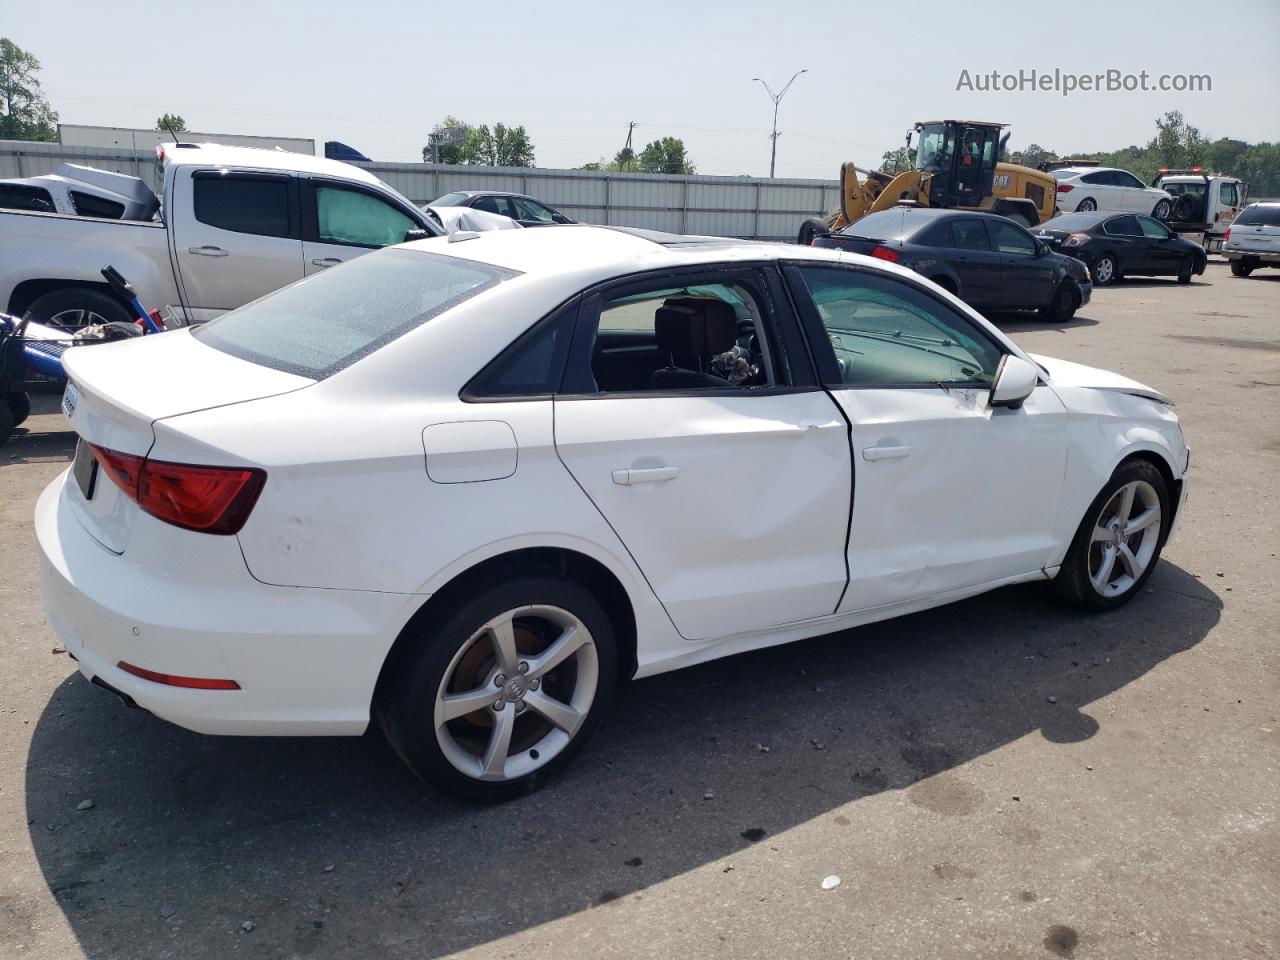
(7, 0, 1278, 176)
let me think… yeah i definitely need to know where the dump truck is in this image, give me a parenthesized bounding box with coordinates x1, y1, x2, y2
(798, 120, 1059, 244)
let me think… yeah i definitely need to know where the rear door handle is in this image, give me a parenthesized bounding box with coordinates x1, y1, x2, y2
(311, 257, 343, 268)
(187, 245, 228, 257)
(863, 444, 911, 462)
(612, 466, 679, 486)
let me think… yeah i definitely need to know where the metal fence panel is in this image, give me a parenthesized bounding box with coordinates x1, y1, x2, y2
(0, 141, 838, 240)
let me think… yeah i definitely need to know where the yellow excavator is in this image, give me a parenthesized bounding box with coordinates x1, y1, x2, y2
(798, 121, 1059, 244)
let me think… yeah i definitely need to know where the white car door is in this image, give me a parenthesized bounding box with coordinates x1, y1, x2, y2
(169, 168, 304, 320)
(553, 266, 852, 641)
(1075, 171, 1119, 211)
(783, 262, 1068, 612)
(1115, 170, 1155, 213)
(301, 178, 426, 276)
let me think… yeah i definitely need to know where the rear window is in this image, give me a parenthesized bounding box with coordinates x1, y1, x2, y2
(1235, 205, 1280, 226)
(431, 192, 468, 206)
(1045, 213, 1103, 231)
(838, 208, 936, 241)
(70, 191, 126, 219)
(193, 248, 517, 378)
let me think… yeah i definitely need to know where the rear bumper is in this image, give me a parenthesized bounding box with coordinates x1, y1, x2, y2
(36, 471, 417, 736)
(1223, 249, 1280, 263)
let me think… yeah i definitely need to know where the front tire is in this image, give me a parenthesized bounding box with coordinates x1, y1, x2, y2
(6, 391, 31, 427)
(1152, 199, 1172, 221)
(377, 572, 618, 800)
(1093, 254, 1119, 286)
(1040, 280, 1078, 323)
(1052, 459, 1171, 611)
(1177, 255, 1194, 284)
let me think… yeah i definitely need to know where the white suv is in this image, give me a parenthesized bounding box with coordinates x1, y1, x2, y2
(1053, 167, 1174, 220)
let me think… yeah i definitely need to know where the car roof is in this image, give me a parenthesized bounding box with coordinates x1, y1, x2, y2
(159, 142, 384, 188)
(453, 190, 535, 200)
(1052, 166, 1121, 177)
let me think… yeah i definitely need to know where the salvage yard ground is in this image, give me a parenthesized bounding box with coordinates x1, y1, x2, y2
(1, 262, 1277, 960)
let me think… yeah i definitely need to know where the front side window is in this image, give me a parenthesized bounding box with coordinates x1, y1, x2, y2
(795, 266, 1004, 387)
(1104, 215, 1142, 237)
(193, 175, 292, 237)
(1116, 171, 1145, 188)
(512, 197, 556, 223)
(577, 277, 776, 394)
(316, 185, 417, 247)
(1220, 182, 1238, 206)
(989, 219, 1036, 255)
(194, 248, 515, 379)
(473, 196, 519, 219)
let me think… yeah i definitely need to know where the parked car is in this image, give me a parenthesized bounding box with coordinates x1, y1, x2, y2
(814, 208, 1091, 322)
(430, 190, 575, 227)
(1153, 169, 1248, 254)
(38, 226, 1189, 799)
(1051, 167, 1174, 219)
(423, 204, 523, 233)
(0, 143, 443, 330)
(1034, 212, 1207, 286)
(1223, 202, 1280, 276)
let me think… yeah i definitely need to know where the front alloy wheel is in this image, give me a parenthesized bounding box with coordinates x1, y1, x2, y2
(1153, 198, 1172, 221)
(1093, 255, 1117, 286)
(1053, 459, 1170, 610)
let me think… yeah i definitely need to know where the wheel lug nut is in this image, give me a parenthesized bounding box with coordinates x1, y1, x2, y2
(529, 678, 540, 690)
(492, 700, 504, 711)
(517, 662, 529, 675)
(515, 701, 526, 713)
(494, 674, 506, 687)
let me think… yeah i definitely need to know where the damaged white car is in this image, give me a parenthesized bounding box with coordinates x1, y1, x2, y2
(38, 226, 1189, 799)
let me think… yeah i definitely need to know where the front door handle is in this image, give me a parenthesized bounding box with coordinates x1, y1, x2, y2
(188, 245, 228, 257)
(311, 257, 343, 268)
(612, 465, 679, 486)
(863, 444, 911, 462)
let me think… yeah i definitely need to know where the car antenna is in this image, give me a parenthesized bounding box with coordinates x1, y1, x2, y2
(161, 116, 190, 147)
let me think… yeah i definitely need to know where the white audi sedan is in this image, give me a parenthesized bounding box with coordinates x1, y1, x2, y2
(38, 226, 1189, 799)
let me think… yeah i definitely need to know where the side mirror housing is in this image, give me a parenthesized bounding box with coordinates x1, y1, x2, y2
(552, 213, 572, 224)
(990, 355, 1040, 409)
(1035, 239, 1048, 256)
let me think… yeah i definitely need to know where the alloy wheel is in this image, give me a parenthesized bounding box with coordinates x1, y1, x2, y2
(1087, 480, 1162, 598)
(1094, 257, 1115, 284)
(433, 605, 598, 783)
(1078, 199, 1097, 212)
(1153, 199, 1172, 221)
(47, 307, 114, 333)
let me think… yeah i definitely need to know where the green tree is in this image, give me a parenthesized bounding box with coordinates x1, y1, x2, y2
(1012, 143, 1055, 169)
(155, 113, 186, 133)
(637, 137, 694, 175)
(447, 122, 535, 167)
(0, 38, 58, 142)
(1147, 110, 1208, 170)
(879, 147, 913, 173)
(424, 116, 470, 164)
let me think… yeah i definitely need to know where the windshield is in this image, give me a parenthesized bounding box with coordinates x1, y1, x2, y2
(1235, 205, 1280, 226)
(915, 124, 953, 173)
(431, 192, 468, 206)
(194, 248, 517, 378)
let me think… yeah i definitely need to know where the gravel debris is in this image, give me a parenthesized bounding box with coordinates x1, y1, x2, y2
(821, 875, 842, 890)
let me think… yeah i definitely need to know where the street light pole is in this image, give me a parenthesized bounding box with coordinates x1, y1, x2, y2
(752, 69, 807, 178)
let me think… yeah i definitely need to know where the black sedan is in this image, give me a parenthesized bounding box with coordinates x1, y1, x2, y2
(814, 208, 1092, 322)
(429, 191, 575, 227)
(1033, 212, 1207, 286)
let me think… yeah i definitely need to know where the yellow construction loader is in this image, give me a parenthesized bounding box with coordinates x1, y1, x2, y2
(798, 121, 1059, 244)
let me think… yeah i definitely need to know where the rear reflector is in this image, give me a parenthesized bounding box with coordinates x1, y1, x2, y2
(118, 661, 241, 690)
(90, 444, 265, 535)
(871, 246, 900, 263)
(1056, 184, 1074, 193)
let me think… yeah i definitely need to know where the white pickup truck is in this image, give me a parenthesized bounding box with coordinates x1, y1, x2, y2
(0, 143, 443, 328)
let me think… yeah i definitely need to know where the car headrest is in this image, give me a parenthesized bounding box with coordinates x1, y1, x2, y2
(654, 297, 737, 360)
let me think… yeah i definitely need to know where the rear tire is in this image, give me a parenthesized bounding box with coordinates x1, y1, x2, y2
(7, 390, 31, 427)
(1230, 260, 1254, 277)
(0, 399, 14, 447)
(1040, 280, 1078, 323)
(1076, 198, 1097, 212)
(377, 572, 618, 801)
(24, 288, 134, 333)
(1052, 459, 1171, 612)
(798, 217, 830, 246)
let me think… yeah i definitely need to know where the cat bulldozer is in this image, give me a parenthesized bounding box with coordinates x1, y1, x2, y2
(798, 120, 1059, 244)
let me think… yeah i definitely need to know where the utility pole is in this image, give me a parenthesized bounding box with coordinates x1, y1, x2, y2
(752, 69, 807, 178)
(619, 121, 637, 171)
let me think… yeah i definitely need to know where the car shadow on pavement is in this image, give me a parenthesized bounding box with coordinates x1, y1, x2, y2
(987, 312, 1100, 334)
(24, 563, 1220, 959)
(3, 392, 76, 466)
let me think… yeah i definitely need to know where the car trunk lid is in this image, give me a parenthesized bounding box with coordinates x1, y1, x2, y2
(60, 330, 312, 553)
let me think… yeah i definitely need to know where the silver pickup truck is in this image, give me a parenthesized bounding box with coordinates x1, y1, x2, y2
(0, 143, 443, 328)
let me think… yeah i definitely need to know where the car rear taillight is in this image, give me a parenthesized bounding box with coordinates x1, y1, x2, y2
(871, 246, 900, 263)
(1056, 184, 1074, 193)
(1224, 228, 1230, 242)
(89, 445, 265, 535)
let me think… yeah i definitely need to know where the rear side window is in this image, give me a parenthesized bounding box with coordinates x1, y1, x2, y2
(1104, 215, 1142, 237)
(464, 299, 578, 399)
(193, 174, 293, 238)
(951, 219, 991, 250)
(0, 183, 55, 212)
(1235, 205, 1280, 226)
(194, 248, 517, 378)
(70, 191, 125, 219)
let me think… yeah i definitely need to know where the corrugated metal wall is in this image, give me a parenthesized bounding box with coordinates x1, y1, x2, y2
(0, 140, 839, 241)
